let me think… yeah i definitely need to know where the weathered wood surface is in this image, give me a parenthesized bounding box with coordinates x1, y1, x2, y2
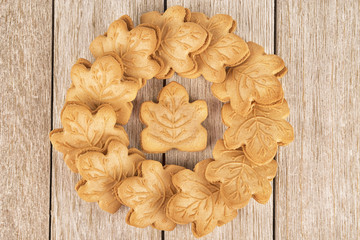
(1, 0, 360, 239)
(275, 0, 360, 239)
(0, 0, 52, 239)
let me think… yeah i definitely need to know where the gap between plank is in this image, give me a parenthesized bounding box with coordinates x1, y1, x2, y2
(273, 1, 277, 240)
(162, 1, 167, 240)
(49, 0, 55, 239)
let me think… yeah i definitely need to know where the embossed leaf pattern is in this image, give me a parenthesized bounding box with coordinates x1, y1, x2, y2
(211, 139, 278, 179)
(212, 41, 287, 116)
(66, 54, 138, 125)
(90, 15, 161, 86)
(49, 103, 129, 172)
(141, 6, 210, 78)
(117, 160, 184, 231)
(184, 13, 249, 82)
(75, 138, 145, 214)
(167, 159, 238, 238)
(205, 139, 277, 209)
(222, 100, 294, 165)
(140, 82, 208, 153)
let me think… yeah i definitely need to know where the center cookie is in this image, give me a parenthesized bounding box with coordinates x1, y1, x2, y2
(140, 82, 208, 153)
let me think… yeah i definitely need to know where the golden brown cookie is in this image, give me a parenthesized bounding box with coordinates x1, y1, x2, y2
(75, 137, 145, 213)
(66, 53, 138, 125)
(141, 6, 210, 78)
(181, 12, 249, 82)
(117, 160, 184, 231)
(205, 139, 277, 209)
(222, 99, 294, 165)
(140, 82, 208, 153)
(49, 102, 129, 172)
(90, 15, 162, 87)
(212, 41, 287, 116)
(166, 159, 238, 238)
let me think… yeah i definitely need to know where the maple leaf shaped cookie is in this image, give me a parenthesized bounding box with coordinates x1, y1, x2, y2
(222, 99, 294, 165)
(141, 6, 210, 78)
(140, 82, 208, 153)
(181, 12, 249, 82)
(90, 15, 162, 87)
(66, 53, 138, 125)
(75, 137, 145, 214)
(212, 41, 287, 116)
(49, 102, 129, 172)
(166, 159, 238, 238)
(117, 160, 184, 231)
(205, 139, 277, 209)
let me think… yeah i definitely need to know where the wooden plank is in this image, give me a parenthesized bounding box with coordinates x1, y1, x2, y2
(0, 0, 52, 239)
(51, 0, 163, 239)
(275, 0, 360, 239)
(164, 1, 275, 239)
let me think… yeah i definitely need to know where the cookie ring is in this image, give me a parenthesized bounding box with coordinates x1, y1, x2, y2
(50, 6, 294, 238)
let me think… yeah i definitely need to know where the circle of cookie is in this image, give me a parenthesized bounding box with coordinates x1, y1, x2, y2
(50, 6, 294, 238)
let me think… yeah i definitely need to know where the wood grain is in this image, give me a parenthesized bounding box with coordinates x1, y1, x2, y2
(1, 0, 359, 239)
(275, 0, 360, 239)
(164, 0, 275, 239)
(51, 0, 163, 239)
(0, 0, 52, 238)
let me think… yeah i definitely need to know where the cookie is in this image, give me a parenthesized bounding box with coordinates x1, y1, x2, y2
(222, 99, 294, 165)
(211, 41, 287, 116)
(181, 12, 249, 82)
(90, 15, 162, 87)
(66, 53, 138, 125)
(205, 139, 277, 209)
(49, 102, 129, 172)
(117, 160, 184, 231)
(75, 137, 145, 213)
(166, 159, 238, 238)
(140, 82, 208, 153)
(141, 6, 211, 78)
